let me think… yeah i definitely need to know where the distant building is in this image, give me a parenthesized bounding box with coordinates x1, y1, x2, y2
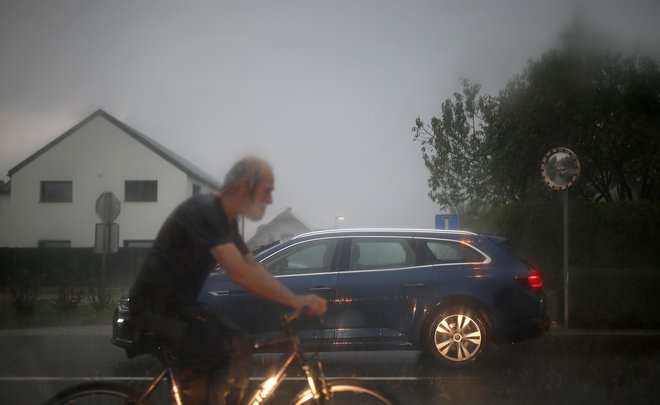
(247, 207, 310, 249)
(0, 109, 220, 248)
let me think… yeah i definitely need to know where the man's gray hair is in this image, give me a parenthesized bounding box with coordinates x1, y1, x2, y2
(220, 156, 270, 194)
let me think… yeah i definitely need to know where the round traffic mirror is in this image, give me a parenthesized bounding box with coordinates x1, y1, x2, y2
(541, 147, 580, 190)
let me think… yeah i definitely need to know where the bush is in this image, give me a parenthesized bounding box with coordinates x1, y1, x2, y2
(466, 201, 660, 328)
(569, 267, 660, 329)
(9, 268, 40, 315)
(51, 263, 85, 313)
(86, 286, 113, 311)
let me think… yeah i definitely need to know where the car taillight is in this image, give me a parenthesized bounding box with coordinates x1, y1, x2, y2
(515, 269, 543, 289)
(527, 270, 543, 288)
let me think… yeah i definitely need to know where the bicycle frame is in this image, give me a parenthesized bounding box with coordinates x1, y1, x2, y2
(133, 366, 183, 405)
(134, 312, 329, 405)
(244, 314, 328, 405)
(246, 347, 327, 404)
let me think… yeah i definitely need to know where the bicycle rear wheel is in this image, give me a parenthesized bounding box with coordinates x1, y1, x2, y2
(43, 381, 153, 405)
(291, 379, 400, 405)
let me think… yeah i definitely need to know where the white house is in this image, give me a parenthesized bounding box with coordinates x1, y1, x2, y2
(246, 207, 311, 249)
(0, 109, 220, 248)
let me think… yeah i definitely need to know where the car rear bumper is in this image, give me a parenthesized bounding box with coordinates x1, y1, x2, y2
(507, 315, 550, 343)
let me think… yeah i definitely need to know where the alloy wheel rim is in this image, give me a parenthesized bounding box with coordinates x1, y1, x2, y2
(434, 314, 482, 362)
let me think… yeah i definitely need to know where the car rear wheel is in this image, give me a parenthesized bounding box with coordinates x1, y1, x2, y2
(425, 305, 489, 366)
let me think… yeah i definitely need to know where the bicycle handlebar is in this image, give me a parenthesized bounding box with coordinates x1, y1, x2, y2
(282, 305, 316, 325)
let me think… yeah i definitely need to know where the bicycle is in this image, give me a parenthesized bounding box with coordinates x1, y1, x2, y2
(44, 310, 400, 404)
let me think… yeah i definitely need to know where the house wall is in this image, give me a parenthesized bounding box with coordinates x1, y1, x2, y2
(3, 115, 188, 247)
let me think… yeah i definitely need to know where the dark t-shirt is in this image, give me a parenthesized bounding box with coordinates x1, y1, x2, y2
(129, 193, 249, 316)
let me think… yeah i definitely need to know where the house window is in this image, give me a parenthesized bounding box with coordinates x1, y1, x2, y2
(40, 181, 72, 202)
(192, 184, 201, 196)
(39, 240, 71, 248)
(124, 240, 154, 248)
(125, 180, 157, 202)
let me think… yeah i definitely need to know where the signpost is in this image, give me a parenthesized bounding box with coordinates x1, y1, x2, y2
(541, 147, 580, 328)
(95, 192, 120, 286)
(95, 191, 120, 253)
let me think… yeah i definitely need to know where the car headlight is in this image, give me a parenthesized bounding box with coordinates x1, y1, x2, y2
(118, 297, 131, 311)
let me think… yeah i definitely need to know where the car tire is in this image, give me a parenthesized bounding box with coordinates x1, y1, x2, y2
(424, 305, 490, 367)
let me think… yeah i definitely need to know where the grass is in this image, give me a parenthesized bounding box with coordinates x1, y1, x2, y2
(0, 291, 116, 329)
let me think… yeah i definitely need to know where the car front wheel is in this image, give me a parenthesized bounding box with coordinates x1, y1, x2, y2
(425, 306, 489, 366)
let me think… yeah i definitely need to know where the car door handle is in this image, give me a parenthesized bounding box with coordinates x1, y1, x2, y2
(208, 290, 230, 297)
(403, 283, 424, 288)
(308, 287, 333, 292)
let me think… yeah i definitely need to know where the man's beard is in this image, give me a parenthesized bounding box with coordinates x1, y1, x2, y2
(244, 202, 266, 221)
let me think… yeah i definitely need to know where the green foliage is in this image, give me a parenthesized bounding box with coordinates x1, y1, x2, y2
(86, 286, 113, 312)
(465, 201, 660, 328)
(9, 268, 40, 315)
(0, 292, 116, 329)
(414, 46, 660, 206)
(52, 286, 83, 312)
(569, 267, 660, 329)
(467, 201, 660, 267)
(490, 49, 660, 203)
(51, 263, 85, 313)
(412, 79, 497, 210)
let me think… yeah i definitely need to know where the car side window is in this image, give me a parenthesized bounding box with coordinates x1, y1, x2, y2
(348, 238, 416, 271)
(262, 239, 338, 276)
(423, 240, 485, 264)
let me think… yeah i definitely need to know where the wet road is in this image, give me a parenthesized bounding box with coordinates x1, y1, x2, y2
(1, 327, 659, 404)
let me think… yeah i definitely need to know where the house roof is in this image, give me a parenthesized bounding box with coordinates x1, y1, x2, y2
(269, 207, 311, 229)
(7, 109, 221, 188)
(247, 207, 311, 247)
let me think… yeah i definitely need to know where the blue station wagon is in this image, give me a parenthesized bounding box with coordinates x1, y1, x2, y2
(114, 228, 548, 367)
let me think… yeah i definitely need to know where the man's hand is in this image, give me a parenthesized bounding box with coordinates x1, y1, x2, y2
(296, 294, 328, 317)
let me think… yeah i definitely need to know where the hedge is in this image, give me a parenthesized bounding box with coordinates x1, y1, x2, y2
(0, 247, 147, 291)
(464, 200, 660, 328)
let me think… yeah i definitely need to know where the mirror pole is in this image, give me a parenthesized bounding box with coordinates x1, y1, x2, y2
(563, 189, 569, 328)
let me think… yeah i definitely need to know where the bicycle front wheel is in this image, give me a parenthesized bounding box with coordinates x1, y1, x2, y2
(43, 381, 153, 405)
(291, 379, 400, 405)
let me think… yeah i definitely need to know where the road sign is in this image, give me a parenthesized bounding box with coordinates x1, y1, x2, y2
(435, 213, 459, 230)
(96, 192, 121, 224)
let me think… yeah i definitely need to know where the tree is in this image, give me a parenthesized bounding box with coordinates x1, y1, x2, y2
(492, 48, 660, 203)
(412, 79, 496, 211)
(414, 48, 660, 207)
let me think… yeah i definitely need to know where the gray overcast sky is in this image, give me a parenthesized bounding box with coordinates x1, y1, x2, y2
(1, 0, 659, 237)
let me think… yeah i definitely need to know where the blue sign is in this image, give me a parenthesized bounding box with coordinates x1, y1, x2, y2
(435, 214, 459, 230)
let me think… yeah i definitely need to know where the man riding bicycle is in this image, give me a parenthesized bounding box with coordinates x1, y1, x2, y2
(128, 156, 327, 405)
